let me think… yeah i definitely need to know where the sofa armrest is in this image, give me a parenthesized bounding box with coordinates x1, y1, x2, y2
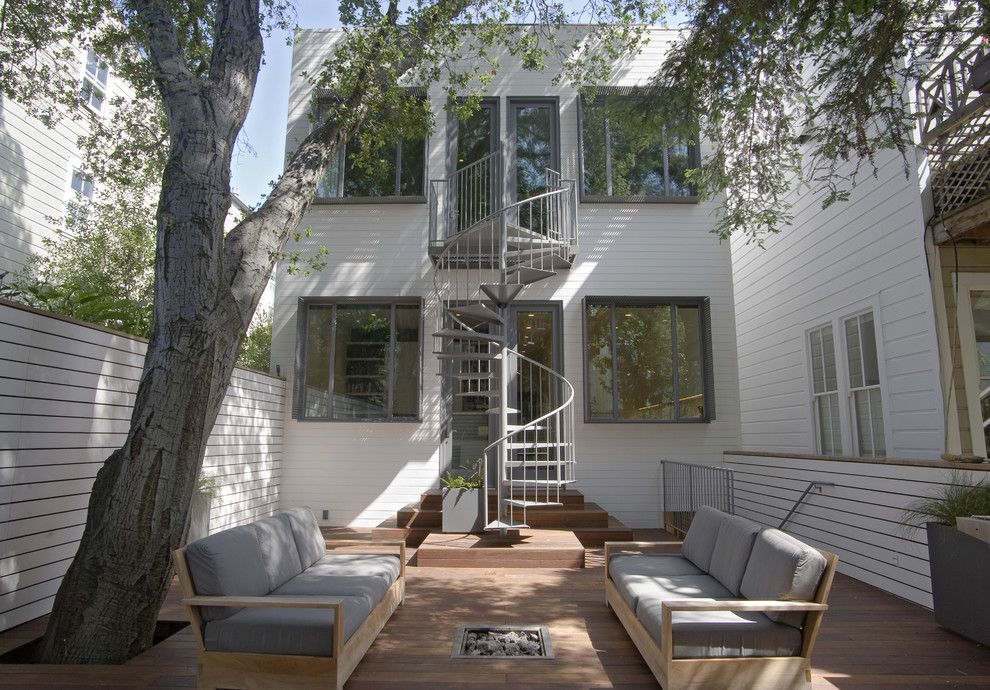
(604, 541, 684, 579)
(322, 539, 406, 580)
(658, 599, 829, 662)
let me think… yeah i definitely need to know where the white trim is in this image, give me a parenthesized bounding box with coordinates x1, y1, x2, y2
(803, 296, 891, 458)
(952, 272, 990, 457)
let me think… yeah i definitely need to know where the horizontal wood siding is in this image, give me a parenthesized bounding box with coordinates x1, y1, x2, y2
(730, 149, 944, 460)
(274, 29, 741, 530)
(724, 451, 990, 608)
(0, 300, 285, 632)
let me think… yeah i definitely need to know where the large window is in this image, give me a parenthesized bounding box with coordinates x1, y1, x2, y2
(580, 94, 696, 201)
(294, 300, 421, 421)
(81, 49, 108, 113)
(807, 309, 886, 457)
(315, 97, 427, 200)
(584, 297, 714, 422)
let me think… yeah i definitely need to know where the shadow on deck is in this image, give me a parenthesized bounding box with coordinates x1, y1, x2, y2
(1, 529, 987, 688)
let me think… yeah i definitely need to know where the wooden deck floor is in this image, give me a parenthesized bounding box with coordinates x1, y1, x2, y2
(1, 534, 988, 688)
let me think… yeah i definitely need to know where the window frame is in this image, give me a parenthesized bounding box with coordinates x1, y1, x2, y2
(581, 296, 715, 423)
(805, 303, 890, 457)
(507, 97, 561, 206)
(578, 89, 699, 204)
(81, 49, 109, 114)
(69, 166, 95, 201)
(953, 272, 990, 457)
(312, 91, 428, 204)
(293, 297, 423, 422)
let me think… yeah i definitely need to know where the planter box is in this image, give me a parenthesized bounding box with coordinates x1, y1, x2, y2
(926, 522, 990, 646)
(442, 488, 486, 533)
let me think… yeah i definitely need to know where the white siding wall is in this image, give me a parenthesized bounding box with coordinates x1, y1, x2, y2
(724, 451, 990, 608)
(0, 47, 132, 277)
(273, 29, 741, 529)
(0, 300, 285, 632)
(730, 149, 945, 459)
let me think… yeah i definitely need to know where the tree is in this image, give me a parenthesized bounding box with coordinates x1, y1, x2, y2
(2, 0, 665, 664)
(237, 307, 272, 371)
(641, 0, 990, 244)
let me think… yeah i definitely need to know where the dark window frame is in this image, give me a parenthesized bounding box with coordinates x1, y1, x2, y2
(578, 90, 699, 204)
(507, 97, 561, 206)
(293, 297, 423, 422)
(313, 91, 428, 204)
(582, 296, 715, 423)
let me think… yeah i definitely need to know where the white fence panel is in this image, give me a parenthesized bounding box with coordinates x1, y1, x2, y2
(0, 299, 284, 632)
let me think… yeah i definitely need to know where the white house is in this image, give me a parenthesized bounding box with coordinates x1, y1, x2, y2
(0, 46, 128, 279)
(271, 27, 742, 532)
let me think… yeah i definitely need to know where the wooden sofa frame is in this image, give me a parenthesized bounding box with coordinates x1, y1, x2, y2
(172, 539, 405, 690)
(604, 541, 838, 690)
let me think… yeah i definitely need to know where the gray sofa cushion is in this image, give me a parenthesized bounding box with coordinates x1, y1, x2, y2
(274, 572, 391, 602)
(284, 506, 327, 568)
(202, 595, 373, 656)
(309, 553, 402, 584)
(708, 514, 762, 595)
(740, 528, 828, 628)
(249, 515, 305, 591)
(609, 555, 706, 610)
(613, 571, 732, 615)
(680, 505, 727, 572)
(636, 595, 803, 659)
(184, 525, 270, 622)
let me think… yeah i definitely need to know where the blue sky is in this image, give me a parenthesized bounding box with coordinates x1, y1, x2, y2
(230, 1, 340, 205)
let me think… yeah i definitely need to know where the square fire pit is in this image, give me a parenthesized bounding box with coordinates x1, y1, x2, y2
(451, 624, 554, 659)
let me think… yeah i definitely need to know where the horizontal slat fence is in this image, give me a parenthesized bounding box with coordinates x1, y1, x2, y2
(0, 299, 284, 632)
(724, 451, 990, 608)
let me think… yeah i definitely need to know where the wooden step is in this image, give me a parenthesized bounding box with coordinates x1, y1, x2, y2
(418, 488, 586, 510)
(417, 528, 584, 568)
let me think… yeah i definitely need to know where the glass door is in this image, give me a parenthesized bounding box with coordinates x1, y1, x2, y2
(454, 99, 498, 232)
(508, 99, 560, 233)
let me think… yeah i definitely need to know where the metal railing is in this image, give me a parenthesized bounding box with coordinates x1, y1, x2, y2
(660, 460, 735, 536)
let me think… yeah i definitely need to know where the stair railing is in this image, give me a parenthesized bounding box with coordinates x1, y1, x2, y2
(485, 347, 576, 528)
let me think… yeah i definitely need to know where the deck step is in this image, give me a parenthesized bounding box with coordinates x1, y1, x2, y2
(434, 351, 497, 360)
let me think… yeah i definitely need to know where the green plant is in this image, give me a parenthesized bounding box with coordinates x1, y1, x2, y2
(195, 473, 223, 503)
(904, 476, 990, 528)
(440, 470, 484, 490)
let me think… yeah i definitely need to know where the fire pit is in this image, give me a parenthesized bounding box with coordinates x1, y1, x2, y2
(451, 624, 554, 659)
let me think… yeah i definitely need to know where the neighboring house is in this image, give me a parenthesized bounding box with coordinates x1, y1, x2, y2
(272, 27, 742, 530)
(0, 46, 124, 279)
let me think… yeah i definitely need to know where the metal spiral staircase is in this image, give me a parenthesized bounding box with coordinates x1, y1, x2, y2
(430, 152, 579, 531)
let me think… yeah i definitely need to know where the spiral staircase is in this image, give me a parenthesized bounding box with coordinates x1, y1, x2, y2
(430, 152, 578, 531)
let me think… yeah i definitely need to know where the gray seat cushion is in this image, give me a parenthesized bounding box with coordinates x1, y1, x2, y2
(609, 555, 706, 610)
(613, 571, 732, 615)
(202, 594, 373, 656)
(740, 528, 827, 628)
(184, 525, 270, 622)
(283, 506, 327, 568)
(680, 505, 728, 572)
(708, 514, 762, 595)
(274, 571, 392, 602)
(249, 515, 305, 591)
(309, 553, 402, 583)
(636, 595, 803, 659)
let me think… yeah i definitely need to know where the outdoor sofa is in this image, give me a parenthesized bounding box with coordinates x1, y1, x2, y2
(172, 506, 404, 689)
(605, 506, 838, 689)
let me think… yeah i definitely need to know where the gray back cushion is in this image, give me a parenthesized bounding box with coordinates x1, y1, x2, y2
(184, 525, 270, 621)
(284, 506, 326, 568)
(680, 506, 728, 572)
(708, 514, 762, 595)
(740, 528, 828, 628)
(249, 515, 305, 591)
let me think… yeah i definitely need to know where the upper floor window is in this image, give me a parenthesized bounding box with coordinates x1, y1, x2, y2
(293, 299, 422, 421)
(807, 309, 886, 458)
(70, 167, 94, 201)
(315, 94, 427, 201)
(580, 92, 697, 202)
(584, 297, 714, 422)
(81, 50, 109, 113)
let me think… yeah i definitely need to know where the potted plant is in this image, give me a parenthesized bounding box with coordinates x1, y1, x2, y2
(187, 473, 222, 543)
(904, 475, 990, 645)
(440, 468, 486, 533)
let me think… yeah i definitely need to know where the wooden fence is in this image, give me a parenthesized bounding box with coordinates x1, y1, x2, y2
(0, 299, 284, 632)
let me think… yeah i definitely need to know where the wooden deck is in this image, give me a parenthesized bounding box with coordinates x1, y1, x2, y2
(1, 532, 988, 688)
